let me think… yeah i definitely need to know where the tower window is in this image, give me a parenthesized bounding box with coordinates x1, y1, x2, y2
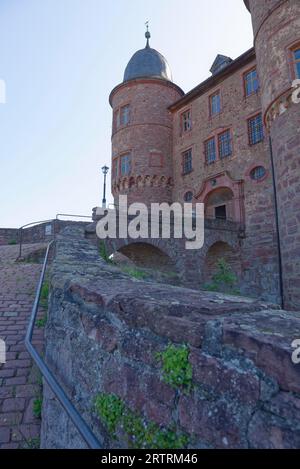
(182, 149, 193, 175)
(244, 68, 259, 96)
(120, 153, 131, 175)
(293, 48, 300, 78)
(184, 191, 193, 202)
(112, 158, 119, 178)
(248, 113, 264, 145)
(205, 137, 216, 164)
(120, 104, 130, 126)
(210, 91, 221, 116)
(181, 110, 192, 133)
(218, 129, 232, 158)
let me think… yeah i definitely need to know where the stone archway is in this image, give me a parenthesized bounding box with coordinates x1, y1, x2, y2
(195, 171, 245, 225)
(117, 242, 176, 272)
(204, 240, 241, 283)
(104, 237, 182, 285)
(204, 187, 235, 221)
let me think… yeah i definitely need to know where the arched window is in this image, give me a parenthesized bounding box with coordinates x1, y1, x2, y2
(184, 191, 193, 202)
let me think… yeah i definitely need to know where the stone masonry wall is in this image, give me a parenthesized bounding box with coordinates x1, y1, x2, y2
(41, 226, 300, 449)
(110, 78, 183, 206)
(247, 0, 300, 310)
(0, 220, 89, 247)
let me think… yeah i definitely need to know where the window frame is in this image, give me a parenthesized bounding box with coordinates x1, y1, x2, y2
(182, 148, 193, 176)
(217, 128, 233, 159)
(246, 163, 268, 184)
(247, 112, 264, 146)
(181, 109, 192, 134)
(243, 66, 259, 97)
(112, 157, 119, 179)
(209, 90, 221, 117)
(120, 103, 131, 126)
(287, 40, 300, 80)
(204, 136, 217, 165)
(120, 152, 132, 176)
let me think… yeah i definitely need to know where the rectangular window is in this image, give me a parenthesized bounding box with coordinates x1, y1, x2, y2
(244, 68, 259, 96)
(215, 205, 227, 220)
(182, 149, 193, 175)
(218, 129, 232, 158)
(205, 137, 216, 164)
(248, 113, 264, 145)
(113, 110, 119, 132)
(182, 110, 192, 132)
(120, 104, 130, 126)
(210, 92, 221, 116)
(294, 48, 300, 78)
(112, 158, 119, 178)
(120, 153, 131, 175)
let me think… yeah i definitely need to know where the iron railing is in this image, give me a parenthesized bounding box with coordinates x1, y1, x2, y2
(17, 214, 93, 259)
(25, 240, 102, 449)
(17, 219, 55, 260)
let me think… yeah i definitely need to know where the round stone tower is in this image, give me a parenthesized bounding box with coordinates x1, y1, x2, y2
(109, 28, 184, 207)
(244, 0, 300, 309)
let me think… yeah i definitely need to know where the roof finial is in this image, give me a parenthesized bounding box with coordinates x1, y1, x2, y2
(145, 21, 150, 48)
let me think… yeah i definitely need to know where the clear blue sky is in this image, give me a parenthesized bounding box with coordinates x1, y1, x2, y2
(0, 0, 253, 227)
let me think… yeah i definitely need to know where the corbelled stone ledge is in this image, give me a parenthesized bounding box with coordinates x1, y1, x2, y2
(41, 226, 300, 449)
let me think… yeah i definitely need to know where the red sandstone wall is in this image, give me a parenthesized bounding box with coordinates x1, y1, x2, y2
(248, 0, 300, 309)
(171, 57, 280, 302)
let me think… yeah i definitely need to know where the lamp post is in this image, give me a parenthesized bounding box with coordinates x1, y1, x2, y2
(101, 165, 109, 209)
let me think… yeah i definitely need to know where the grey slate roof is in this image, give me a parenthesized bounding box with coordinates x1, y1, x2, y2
(123, 46, 173, 82)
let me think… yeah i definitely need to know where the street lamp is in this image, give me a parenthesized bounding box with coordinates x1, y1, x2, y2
(101, 165, 109, 208)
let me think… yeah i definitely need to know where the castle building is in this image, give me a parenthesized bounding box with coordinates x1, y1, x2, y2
(109, 0, 300, 310)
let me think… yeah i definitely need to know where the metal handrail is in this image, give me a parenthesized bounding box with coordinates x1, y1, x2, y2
(25, 240, 102, 449)
(17, 215, 93, 260)
(17, 219, 55, 259)
(56, 213, 92, 221)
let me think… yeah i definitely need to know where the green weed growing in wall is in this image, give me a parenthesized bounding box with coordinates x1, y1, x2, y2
(94, 392, 189, 449)
(155, 344, 192, 393)
(94, 393, 125, 435)
(203, 258, 240, 295)
(98, 240, 112, 264)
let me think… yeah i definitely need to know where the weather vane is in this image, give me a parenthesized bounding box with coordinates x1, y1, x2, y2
(145, 20, 150, 47)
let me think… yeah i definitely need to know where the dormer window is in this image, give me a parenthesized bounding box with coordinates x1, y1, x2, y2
(181, 110, 192, 133)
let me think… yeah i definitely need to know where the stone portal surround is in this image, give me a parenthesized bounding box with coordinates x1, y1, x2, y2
(41, 226, 300, 449)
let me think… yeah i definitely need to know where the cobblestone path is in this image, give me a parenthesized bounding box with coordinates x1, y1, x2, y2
(0, 243, 47, 448)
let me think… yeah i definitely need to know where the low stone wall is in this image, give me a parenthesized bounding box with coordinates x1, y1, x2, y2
(0, 228, 19, 245)
(0, 220, 89, 246)
(41, 226, 300, 449)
